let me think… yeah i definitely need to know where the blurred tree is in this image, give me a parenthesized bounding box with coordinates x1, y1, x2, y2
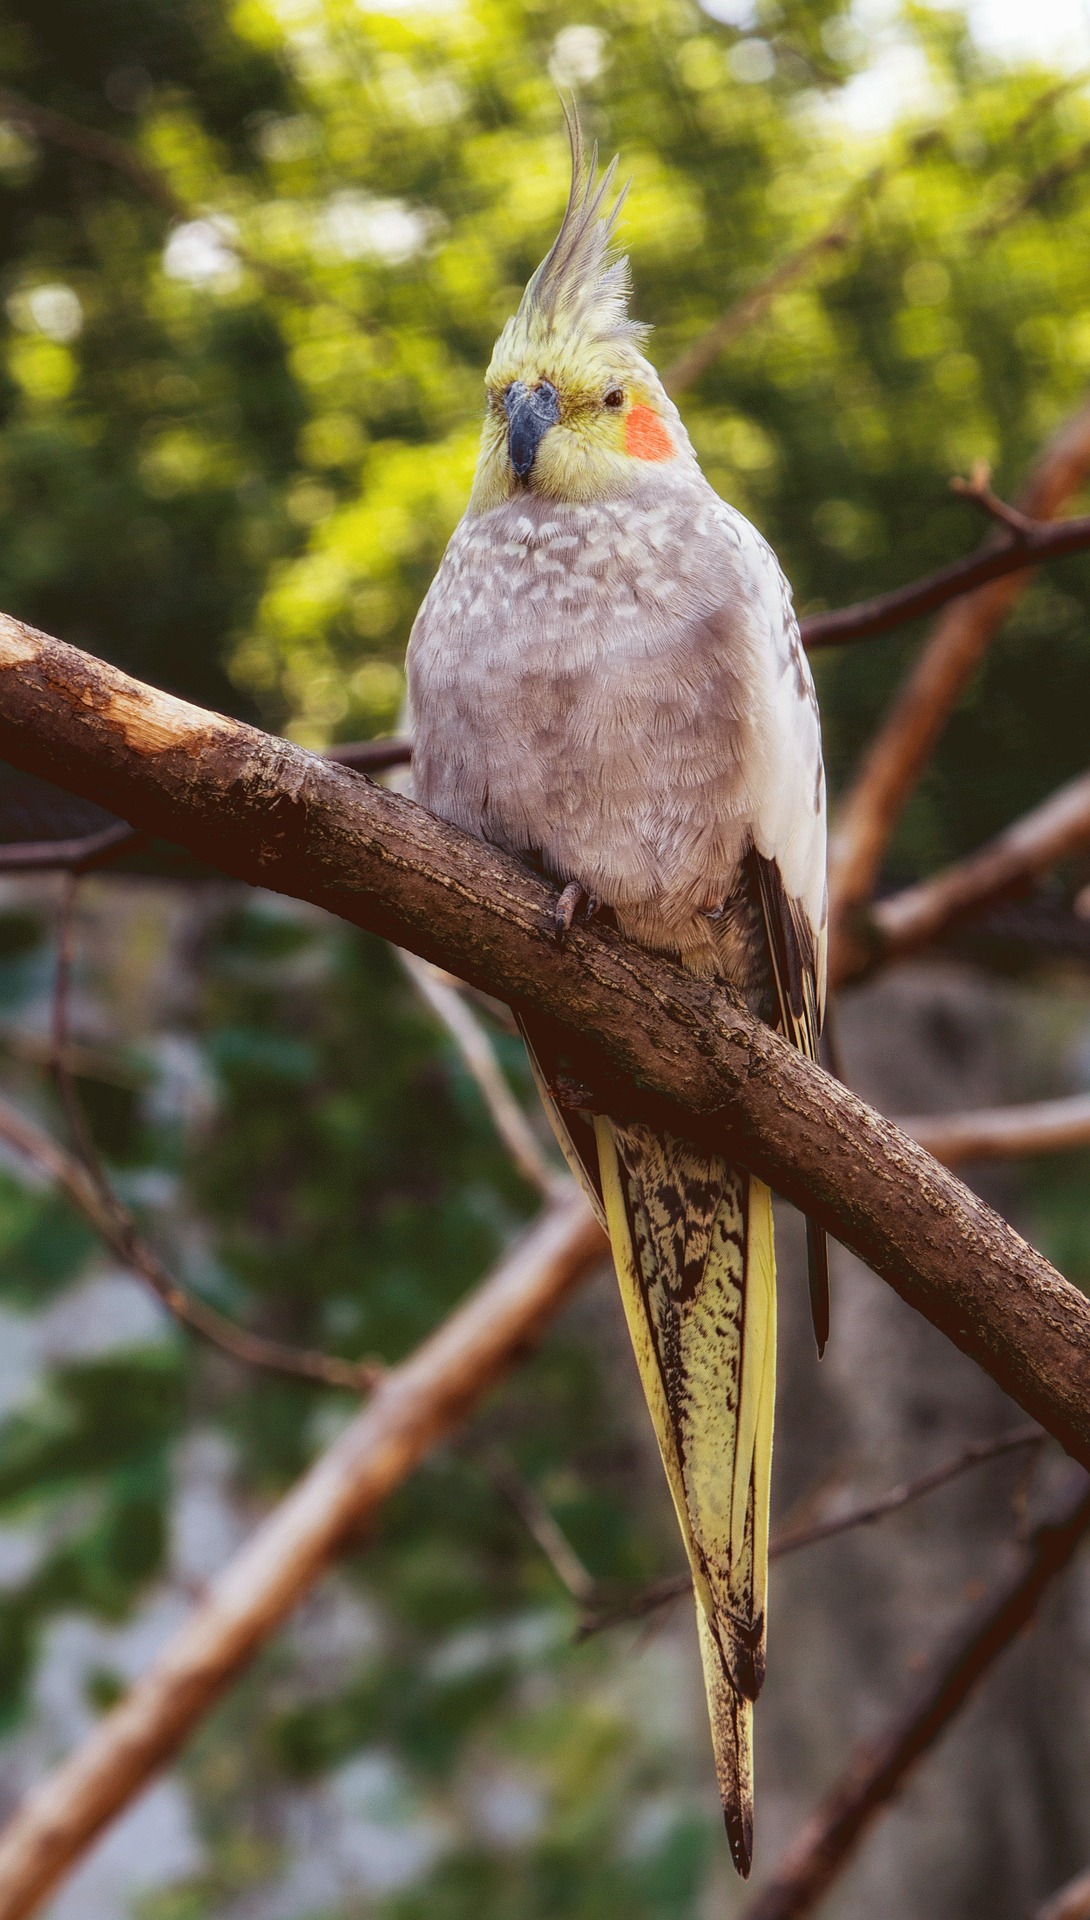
(0, 0, 1088, 1914)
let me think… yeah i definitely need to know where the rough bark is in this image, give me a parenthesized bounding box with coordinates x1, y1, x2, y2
(0, 618, 1089, 1470)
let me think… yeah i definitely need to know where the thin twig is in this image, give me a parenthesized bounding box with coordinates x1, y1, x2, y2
(800, 503, 1090, 651)
(30, 883, 380, 1393)
(770, 1426, 1044, 1554)
(662, 130, 945, 396)
(973, 133, 1090, 243)
(0, 87, 186, 217)
(400, 950, 566, 1198)
(0, 821, 142, 873)
(478, 1445, 597, 1603)
(576, 1426, 1044, 1637)
(741, 1471, 1090, 1920)
(949, 460, 1037, 538)
(0, 1192, 604, 1920)
(662, 225, 852, 396)
(324, 738, 413, 775)
(0, 1091, 383, 1394)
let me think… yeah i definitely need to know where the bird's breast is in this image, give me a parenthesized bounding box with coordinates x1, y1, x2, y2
(407, 494, 763, 966)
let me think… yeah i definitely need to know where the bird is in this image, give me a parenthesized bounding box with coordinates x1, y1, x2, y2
(405, 106, 827, 1877)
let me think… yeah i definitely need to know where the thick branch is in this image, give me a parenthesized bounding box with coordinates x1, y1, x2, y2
(742, 1472, 1090, 1920)
(0, 1193, 604, 1920)
(0, 621, 1090, 1470)
(826, 397, 1090, 969)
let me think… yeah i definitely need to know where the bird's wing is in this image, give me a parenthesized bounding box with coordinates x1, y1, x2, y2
(732, 528, 830, 1349)
(745, 843, 830, 1351)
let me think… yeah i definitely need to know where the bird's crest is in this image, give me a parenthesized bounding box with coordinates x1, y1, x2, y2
(499, 101, 646, 361)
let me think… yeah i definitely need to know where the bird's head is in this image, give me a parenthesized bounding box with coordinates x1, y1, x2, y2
(469, 109, 687, 512)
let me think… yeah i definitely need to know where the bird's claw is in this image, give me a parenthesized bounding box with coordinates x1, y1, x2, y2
(553, 881, 598, 946)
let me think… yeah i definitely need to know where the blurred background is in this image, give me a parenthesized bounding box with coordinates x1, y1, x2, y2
(0, 0, 1088, 1914)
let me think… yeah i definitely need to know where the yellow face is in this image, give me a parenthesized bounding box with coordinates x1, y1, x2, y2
(468, 332, 678, 512)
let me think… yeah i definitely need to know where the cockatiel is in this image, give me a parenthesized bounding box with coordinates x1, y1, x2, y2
(406, 111, 827, 1876)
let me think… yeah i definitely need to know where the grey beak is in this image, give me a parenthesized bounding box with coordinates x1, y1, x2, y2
(504, 380, 560, 480)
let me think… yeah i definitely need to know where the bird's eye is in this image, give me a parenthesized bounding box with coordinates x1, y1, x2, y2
(603, 387, 625, 409)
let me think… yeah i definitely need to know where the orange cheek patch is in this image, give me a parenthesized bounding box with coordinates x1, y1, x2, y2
(625, 405, 674, 462)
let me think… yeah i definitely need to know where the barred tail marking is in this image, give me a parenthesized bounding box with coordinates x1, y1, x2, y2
(593, 1114, 777, 1876)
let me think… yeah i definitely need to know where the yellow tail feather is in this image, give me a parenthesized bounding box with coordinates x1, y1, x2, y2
(593, 1113, 776, 1872)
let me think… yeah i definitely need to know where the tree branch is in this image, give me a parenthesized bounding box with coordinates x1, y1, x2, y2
(399, 950, 566, 1199)
(825, 397, 1090, 971)
(661, 225, 852, 396)
(903, 1093, 1090, 1165)
(0, 87, 324, 309)
(835, 767, 1090, 984)
(800, 505, 1090, 651)
(0, 621, 1089, 1469)
(0, 1088, 381, 1393)
(0, 1191, 604, 1920)
(741, 1471, 1090, 1920)
(1039, 1865, 1090, 1920)
(0, 87, 186, 216)
(973, 133, 1090, 243)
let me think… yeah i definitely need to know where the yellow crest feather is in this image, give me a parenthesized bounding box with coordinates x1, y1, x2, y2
(503, 101, 646, 356)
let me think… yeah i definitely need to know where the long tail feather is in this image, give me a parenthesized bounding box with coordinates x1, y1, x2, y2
(592, 1113, 776, 1869)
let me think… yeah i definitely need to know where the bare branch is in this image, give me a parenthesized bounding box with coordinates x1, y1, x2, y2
(949, 460, 1038, 538)
(0, 1192, 604, 1920)
(662, 226, 851, 396)
(662, 129, 949, 396)
(0, 87, 186, 216)
(769, 1426, 1045, 1554)
(0, 892, 382, 1392)
(577, 1425, 1044, 1636)
(837, 767, 1090, 984)
(0, 1089, 382, 1394)
(825, 396, 1090, 974)
(324, 737, 413, 775)
(400, 949, 566, 1199)
(800, 505, 1090, 652)
(741, 1472, 1090, 1920)
(902, 1093, 1090, 1166)
(0, 820, 142, 873)
(478, 1445, 597, 1604)
(0, 87, 323, 309)
(1039, 1865, 1090, 1920)
(1, 624, 1090, 1472)
(973, 133, 1090, 243)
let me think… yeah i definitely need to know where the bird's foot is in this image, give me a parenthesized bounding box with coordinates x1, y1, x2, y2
(553, 881, 598, 946)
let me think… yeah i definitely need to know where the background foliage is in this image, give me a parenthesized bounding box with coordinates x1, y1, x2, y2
(0, 0, 1088, 1912)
